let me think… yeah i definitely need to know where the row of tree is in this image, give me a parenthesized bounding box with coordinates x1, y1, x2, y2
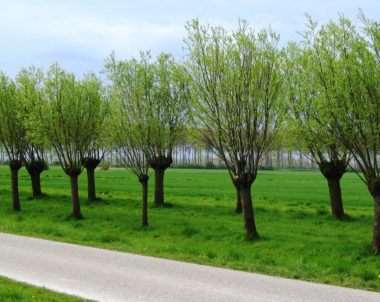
(1, 135, 335, 168)
(0, 66, 107, 218)
(0, 14, 378, 251)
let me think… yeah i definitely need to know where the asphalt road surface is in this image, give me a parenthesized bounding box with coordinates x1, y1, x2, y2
(0, 232, 379, 302)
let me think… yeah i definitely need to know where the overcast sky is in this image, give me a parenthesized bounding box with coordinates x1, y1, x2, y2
(0, 0, 378, 76)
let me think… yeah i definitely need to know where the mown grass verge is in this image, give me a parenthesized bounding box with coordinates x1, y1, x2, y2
(0, 276, 89, 301)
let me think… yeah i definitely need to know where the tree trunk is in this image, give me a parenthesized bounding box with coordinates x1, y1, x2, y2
(372, 192, 380, 252)
(319, 160, 346, 220)
(10, 161, 22, 211)
(70, 174, 83, 219)
(236, 187, 242, 213)
(86, 166, 96, 201)
(25, 160, 46, 198)
(142, 180, 148, 226)
(372, 193, 380, 252)
(369, 178, 380, 252)
(149, 156, 172, 207)
(30, 171, 42, 197)
(327, 177, 344, 219)
(154, 167, 165, 206)
(83, 158, 101, 201)
(240, 184, 259, 240)
(139, 175, 149, 227)
(233, 173, 259, 240)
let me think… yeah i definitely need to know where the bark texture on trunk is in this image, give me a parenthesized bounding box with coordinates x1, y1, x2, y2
(86, 166, 96, 200)
(319, 160, 346, 220)
(139, 175, 149, 227)
(369, 178, 380, 252)
(83, 158, 101, 202)
(233, 172, 259, 240)
(30, 172, 42, 197)
(327, 177, 344, 219)
(236, 187, 242, 213)
(10, 160, 22, 211)
(154, 168, 165, 206)
(25, 160, 45, 198)
(240, 184, 259, 239)
(70, 174, 83, 219)
(149, 156, 172, 206)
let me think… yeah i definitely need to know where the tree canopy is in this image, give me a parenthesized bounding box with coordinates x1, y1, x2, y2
(184, 19, 284, 239)
(301, 13, 380, 250)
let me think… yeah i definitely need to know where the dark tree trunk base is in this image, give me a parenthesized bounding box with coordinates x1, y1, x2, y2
(25, 160, 46, 198)
(149, 156, 172, 207)
(83, 158, 101, 202)
(139, 175, 149, 227)
(10, 160, 22, 211)
(30, 172, 42, 197)
(327, 177, 344, 220)
(373, 193, 380, 253)
(154, 168, 165, 206)
(69, 173, 83, 219)
(240, 185, 259, 240)
(319, 160, 346, 220)
(86, 166, 96, 201)
(369, 178, 380, 253)
(233, 172, 258, 240)
(236, 187, 242, 213)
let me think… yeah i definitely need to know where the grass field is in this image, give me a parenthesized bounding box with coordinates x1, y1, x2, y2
(0, 276, 89, 301)
(0, 165, 379, 293)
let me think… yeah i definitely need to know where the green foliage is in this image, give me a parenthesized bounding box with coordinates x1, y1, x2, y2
(149, 53, 189, 159)
(33, 63, 104, 175)
(82, 73, 110, 161)
(171, 163, 205, 169)
(104, 51, 189, 171)
(15, 66, 49, 169)
(0, 73, 26, 161)
(283, 40, 350, 166)
(104, 52, 152, 178)
(205, 161, 216, 169)
(100, 160, 110, 171)
(301, 14, 379, 184)
(184, 19, 284, 179)
(170, 163, 228, 169)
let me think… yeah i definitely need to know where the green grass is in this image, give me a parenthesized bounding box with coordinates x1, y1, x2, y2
(0, 166, 379, 292)
(0, 276, 89, 301)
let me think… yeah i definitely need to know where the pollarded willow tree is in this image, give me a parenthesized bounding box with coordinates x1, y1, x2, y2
(81, 74, 109, 202)
(16, 66, 48, 198)
(148, 53, 189, 206)
(0, 73, 26, 211)
(283, 42, 350, 220)
(105, 52, 189, 207)
(303, 14, 380, 251)
(184, 20, 284, 239)
(106, 58, 151, 226)
(34, 64, 104, 219)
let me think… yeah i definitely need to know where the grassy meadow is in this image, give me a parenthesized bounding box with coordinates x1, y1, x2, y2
(0, 165, 379, 292)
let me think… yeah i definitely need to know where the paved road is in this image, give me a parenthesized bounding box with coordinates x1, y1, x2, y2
(0, 232, 379, 302)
